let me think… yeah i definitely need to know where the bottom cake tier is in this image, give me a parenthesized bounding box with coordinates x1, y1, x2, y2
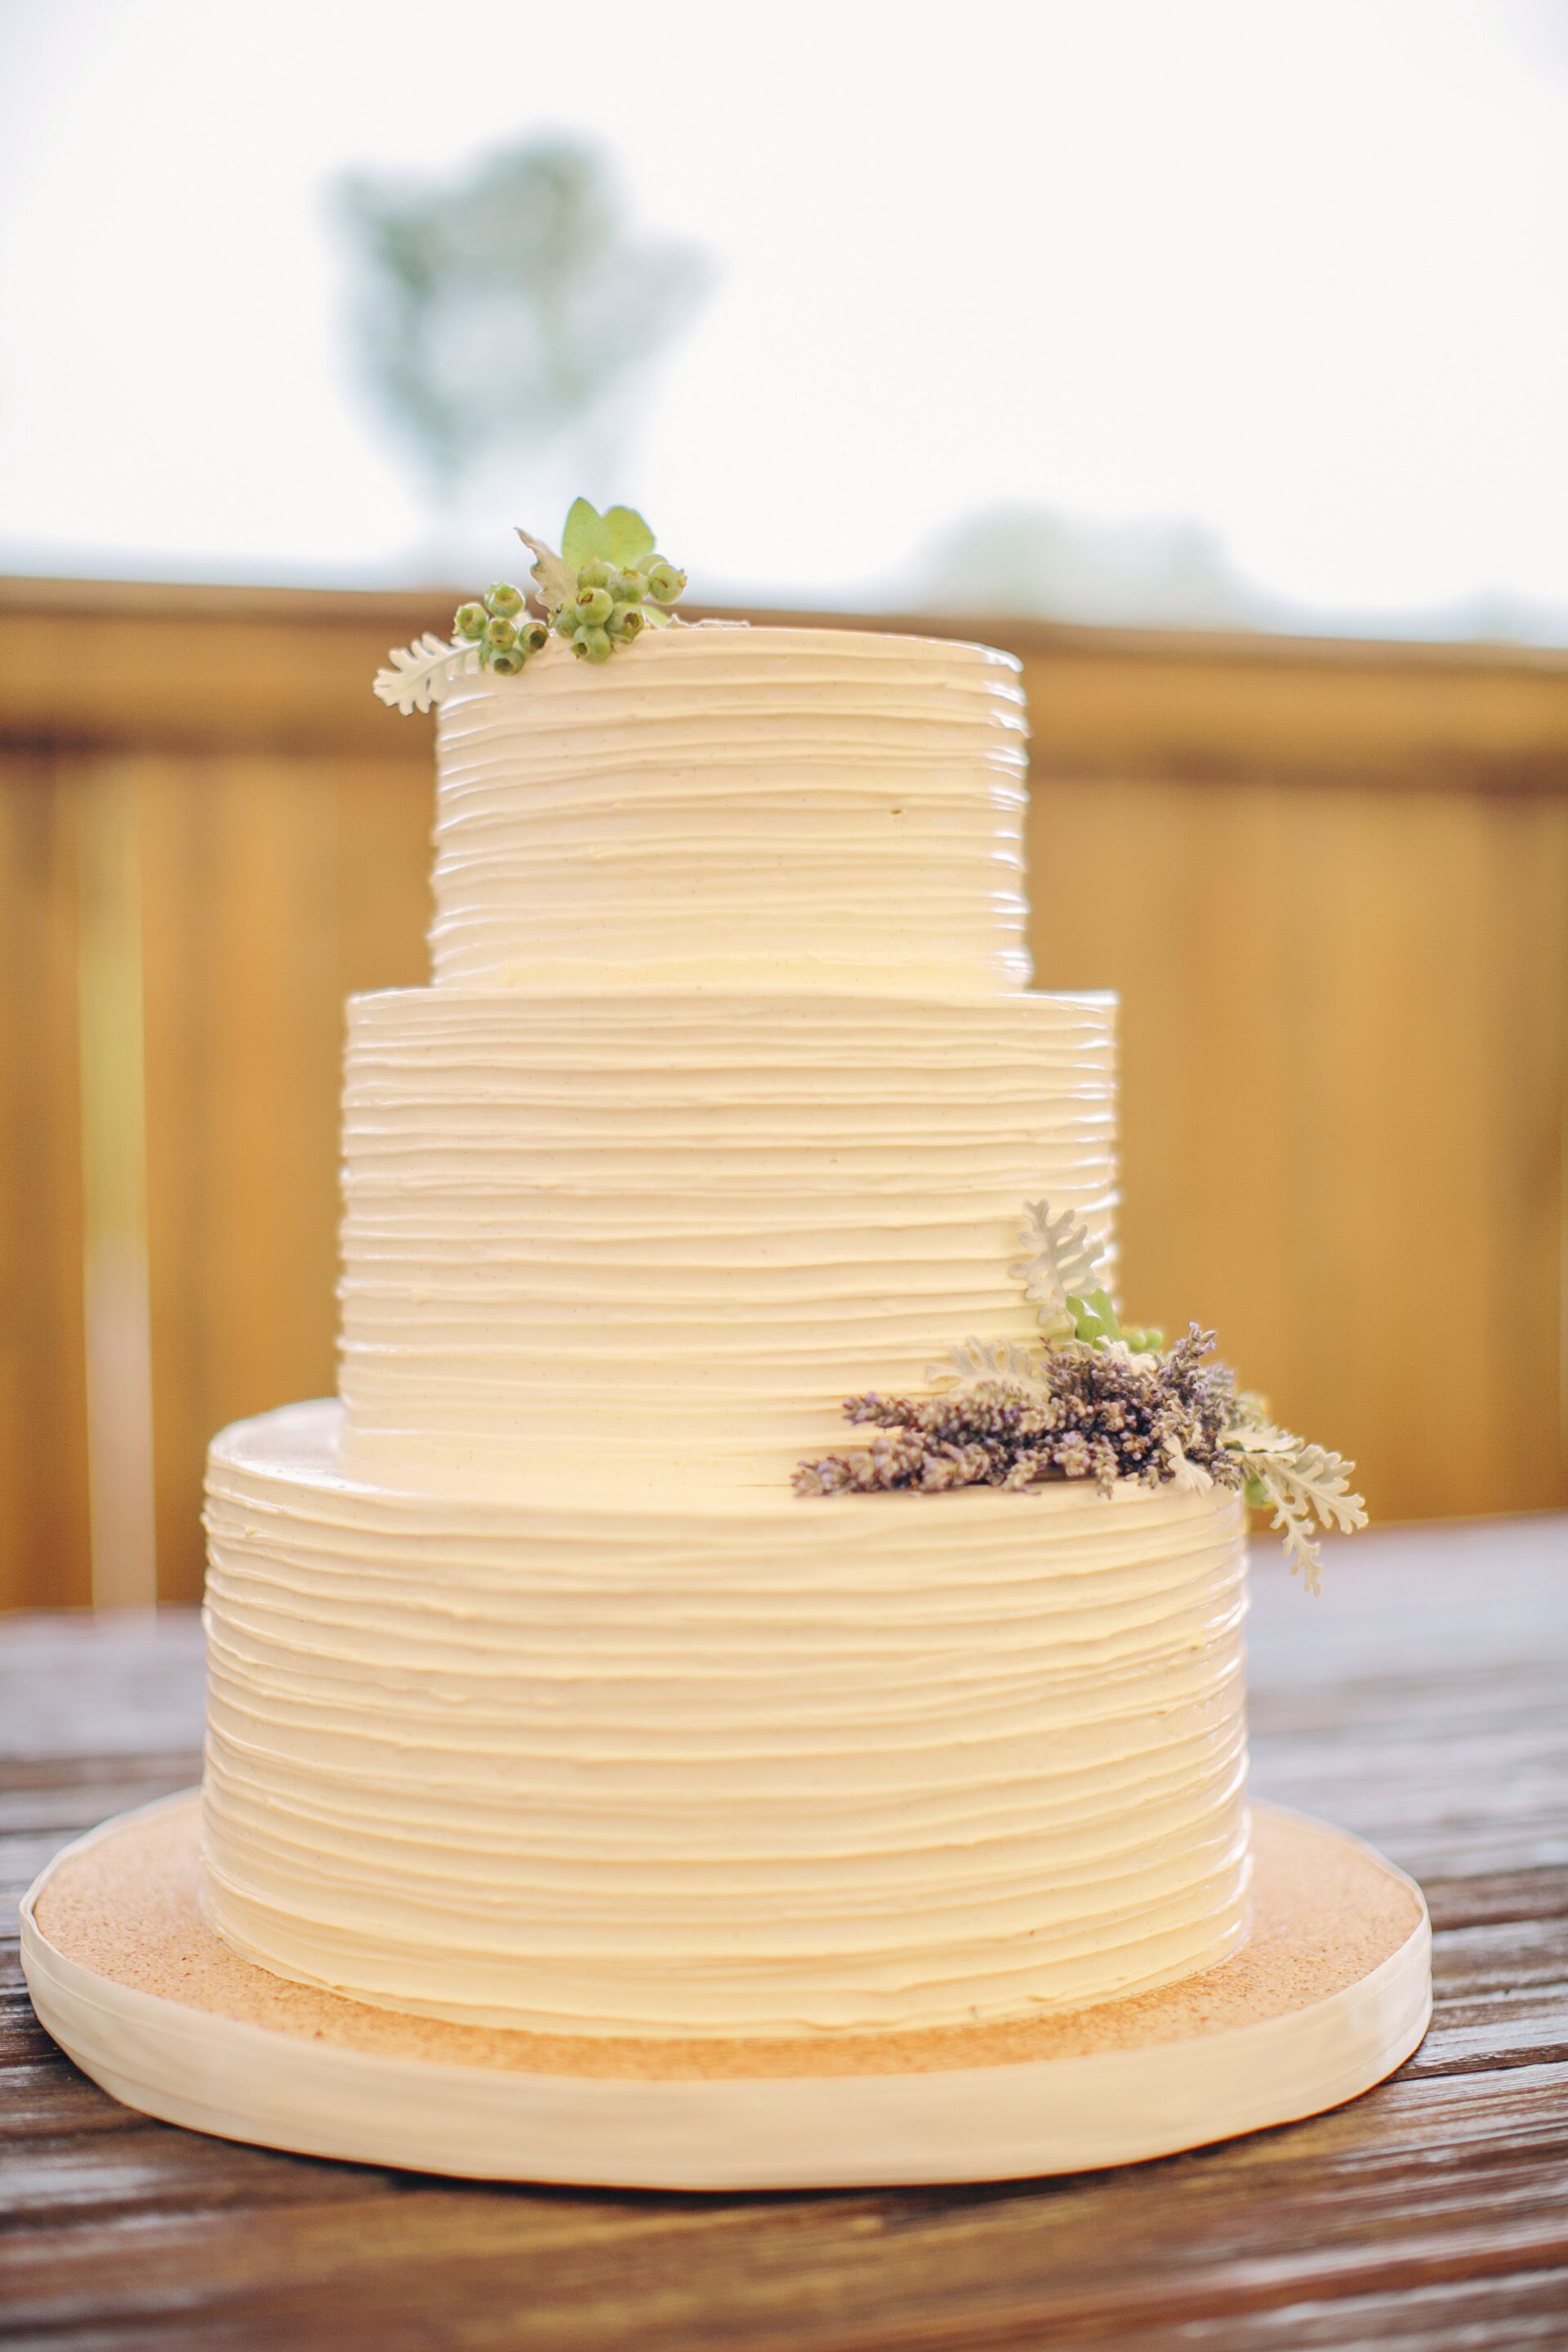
(200, 1400, 1252, 2040)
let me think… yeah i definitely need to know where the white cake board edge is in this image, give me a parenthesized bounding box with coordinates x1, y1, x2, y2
(21, 1791, 1432, 2190)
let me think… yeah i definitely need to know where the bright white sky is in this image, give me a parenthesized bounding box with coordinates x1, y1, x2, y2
(2, 0, 1567, 630)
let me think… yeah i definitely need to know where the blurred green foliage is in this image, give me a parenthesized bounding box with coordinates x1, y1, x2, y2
(336, 140, 707, 506)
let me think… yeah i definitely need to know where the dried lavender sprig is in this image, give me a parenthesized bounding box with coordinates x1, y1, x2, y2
(845, 1389, 1062, 1443)
(797, 1340, 1250, 1501)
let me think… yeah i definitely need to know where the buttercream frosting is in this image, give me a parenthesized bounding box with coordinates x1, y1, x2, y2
(429, 629, 1031, 995)
(202, 1401, 1250, 2038)
(194, 622, 1258, 2043)
(336, 987, 1116, 1490)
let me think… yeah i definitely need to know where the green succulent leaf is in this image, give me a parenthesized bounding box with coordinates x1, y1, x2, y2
(561, 498, 657, 571)
(604, 506, 657, 565)
(1066, 1290, 1122, 1346)
(1062, 1289, 1165, 1354)
(560, 498, 604, 568)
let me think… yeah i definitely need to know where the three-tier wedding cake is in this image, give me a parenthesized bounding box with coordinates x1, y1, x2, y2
(196, 517, 1349, 2047)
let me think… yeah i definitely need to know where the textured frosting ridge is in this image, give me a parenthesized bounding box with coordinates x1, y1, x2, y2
(430, 629, 1031, 995)
(203, 1403, 1251, 2039)
(336, 987, 1116, 1489)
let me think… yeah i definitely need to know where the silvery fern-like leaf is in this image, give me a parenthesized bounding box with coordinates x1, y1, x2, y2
(1265, 1489, 1330, 1594)
(1010, 1200, 1103, 1342)
(1221, 1418, 1303, 1463)
(514, 528, 576, 613)
(372, 635, 473, 715)
(926, 1335, 1044, 1388)
(1223, 1426, 1367, 1593)
(1161, 1433, 1214, 1491)
(1288, 1443, 1369, 1535)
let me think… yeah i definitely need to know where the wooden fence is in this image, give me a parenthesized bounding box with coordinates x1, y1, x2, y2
(2, 577, 1566, 1610)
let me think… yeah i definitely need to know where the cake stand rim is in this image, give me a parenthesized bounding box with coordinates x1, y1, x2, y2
(20, 1789, 1432, 2190)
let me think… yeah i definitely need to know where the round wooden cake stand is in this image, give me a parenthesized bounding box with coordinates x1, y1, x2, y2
(21, 1793, 1429, 2190)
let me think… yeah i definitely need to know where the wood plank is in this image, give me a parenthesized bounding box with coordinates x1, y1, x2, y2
(1081, 2273, 1568, 2352)
(72, 759, 158, 1609)
(137, 754, 431, 1603)
(1031, 770, 1568, 1520)
(332, 760, 432, 1006)
(0, 752, 91, 1613)
(1016, 631, 1568, 795)
(0, 1608, 204, 1763)
(138, 758, 346, 1603)
(1423, 1872, 1568, 1931)
(0, 1766, 201, 1838)
(10, 2274, 1568, 2352)
(4, 577, 1568, 793)
(2, 2109, 1566, 2352)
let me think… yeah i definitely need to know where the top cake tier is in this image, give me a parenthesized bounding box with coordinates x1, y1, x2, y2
(430, 626, 1032, 994)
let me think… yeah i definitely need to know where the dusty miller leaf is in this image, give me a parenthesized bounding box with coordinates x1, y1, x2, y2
(1223, 1418, 1301, 1463)
(514, 528, 576, 612)
(1222, 1423, 1367, 1592)
(926, 1335, 1045, 1388)
(1010, 1200, 1103, 1343)
(1161, 1433, 1214, 1492)
(372, 633, 471, 715)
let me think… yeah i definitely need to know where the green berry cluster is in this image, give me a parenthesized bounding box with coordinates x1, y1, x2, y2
(1068, 1288, 1166, 1356)
(452, 583, 550, 676)
(551, 555, 688, 662)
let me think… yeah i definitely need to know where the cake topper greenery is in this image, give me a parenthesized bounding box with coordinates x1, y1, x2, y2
(373, 498, 690, 714)
(794, 1200, 1367, 1591)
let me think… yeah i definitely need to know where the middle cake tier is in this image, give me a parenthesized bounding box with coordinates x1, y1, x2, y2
(336, 988, 1117, 1491)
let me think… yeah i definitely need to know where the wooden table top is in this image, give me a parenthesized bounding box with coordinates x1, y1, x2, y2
(3, 1514, 1566, 2350)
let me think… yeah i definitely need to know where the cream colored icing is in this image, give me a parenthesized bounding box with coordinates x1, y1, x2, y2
(194, 622, 1258, 2044)
(429, 629, 1032, 995)
(201, 1401, 1250, 2039)
(335, 987, 1116, 1490)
